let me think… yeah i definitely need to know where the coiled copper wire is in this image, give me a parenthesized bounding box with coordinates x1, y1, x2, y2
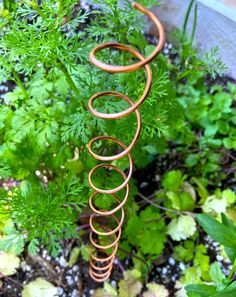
(87, 2, 165, 282)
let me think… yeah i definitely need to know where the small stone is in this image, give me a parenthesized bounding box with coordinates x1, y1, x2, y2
(179, 262, 186, 271)
(216, 255, 224, 262)
(72, 265, 79, 272)
(46, 255, 51, 261)
(59, 256, 67, 268)
(89, 289, 94, 295)
(169, 257, 175, 266)
(140, 182, 148, 188)
(162, 267, 168, 274)
(71, 290, 79, 297)
(58, 287, 64, 295)
(66, 275, 74, 286)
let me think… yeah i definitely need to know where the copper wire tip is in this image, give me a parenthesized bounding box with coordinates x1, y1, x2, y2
(87, 2, 165, 282)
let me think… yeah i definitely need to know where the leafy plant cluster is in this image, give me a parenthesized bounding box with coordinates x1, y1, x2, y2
(0, 0, 175, 254)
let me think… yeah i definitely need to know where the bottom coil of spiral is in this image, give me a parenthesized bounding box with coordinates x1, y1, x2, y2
(89, 222, 120, 281)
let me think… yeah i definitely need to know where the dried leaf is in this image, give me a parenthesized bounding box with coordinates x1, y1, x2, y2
(0, 252, 20, 276)
(22, 278, 58, 297)
(119, 269, 143, 297)
(202, 195, 227, 215)
(167, 215, 196, 241)
(143, 283, 169, 297)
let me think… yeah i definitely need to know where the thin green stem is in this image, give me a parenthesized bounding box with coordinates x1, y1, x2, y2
(183, 0, 195, 34)
(227, 260, 236, 281)
(138, 192, 194, 216)
(57, 60, 86, 110)
(191, 3, 198, 42)
(12, 69, 29, 99)
(138, 192, 180, 214)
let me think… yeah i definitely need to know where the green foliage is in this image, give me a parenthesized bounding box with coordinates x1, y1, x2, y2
(0, 176, 85, 255)
(0, 0, 174, 254)
(124, 206, 166, 259)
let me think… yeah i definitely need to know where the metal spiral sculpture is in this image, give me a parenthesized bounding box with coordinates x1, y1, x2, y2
(87, 2, 165, 282)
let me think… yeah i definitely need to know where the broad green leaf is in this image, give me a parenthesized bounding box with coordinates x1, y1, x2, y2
(180, 192, 195, 211)
(221, 214, 236, 262)
(210, 262, 225, 283)
(223, 138, 236, 149)
(186, 154, 200, 167)
(212, 281, 236, 297)
(196, 214, 236, 248)
(185, 284, 217, 297)
(166, 191, 181, 210)
(68, 247, 80, 268)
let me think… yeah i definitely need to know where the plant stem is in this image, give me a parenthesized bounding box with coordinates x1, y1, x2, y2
(57, 60, 86, 110)
(227, 260, 236, 281)
(191, 3, 198, 42)
(138, 192, 180, 214)
(183, 0, 195, 34)
(118, 246, 150, 270)
(12, 69, 29, 99)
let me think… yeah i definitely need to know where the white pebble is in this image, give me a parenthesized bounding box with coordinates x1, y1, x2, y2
(71, 290, 79, 297)
(58, 287, 64, 295)
(216, 255, 224, 262)
(89, 289, 94, 295)
(66, 275, 74, 286)
(59, 256, 67, 268)
(169, 257, 175, 266)
(162, 267, 168, 274)
(140, 182, 148, 188)
(179, 262, 186, 271)
(73, 265, 79, 272)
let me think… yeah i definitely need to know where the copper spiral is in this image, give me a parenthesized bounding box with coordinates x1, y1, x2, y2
(87, 2, 165, 282)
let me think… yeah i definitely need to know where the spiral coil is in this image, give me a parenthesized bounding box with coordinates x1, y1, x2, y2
(87, 2, 165, 282)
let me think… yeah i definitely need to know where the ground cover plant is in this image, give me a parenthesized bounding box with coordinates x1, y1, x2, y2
(0, 0, 236, 296)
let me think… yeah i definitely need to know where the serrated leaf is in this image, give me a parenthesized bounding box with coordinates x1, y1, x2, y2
(162, 170, 185, 191)
(167, 215, 196, 241)
(119, 270, 143, 297)
(143, 283, 169, 297)
(28, 239, 39, 256)
(222, 189, 236, 206)
(0, 252, 20, 276)
(202, 195, 227, 215)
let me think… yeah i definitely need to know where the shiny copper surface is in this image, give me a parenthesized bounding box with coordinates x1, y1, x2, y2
(87, 2, 165, 282)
